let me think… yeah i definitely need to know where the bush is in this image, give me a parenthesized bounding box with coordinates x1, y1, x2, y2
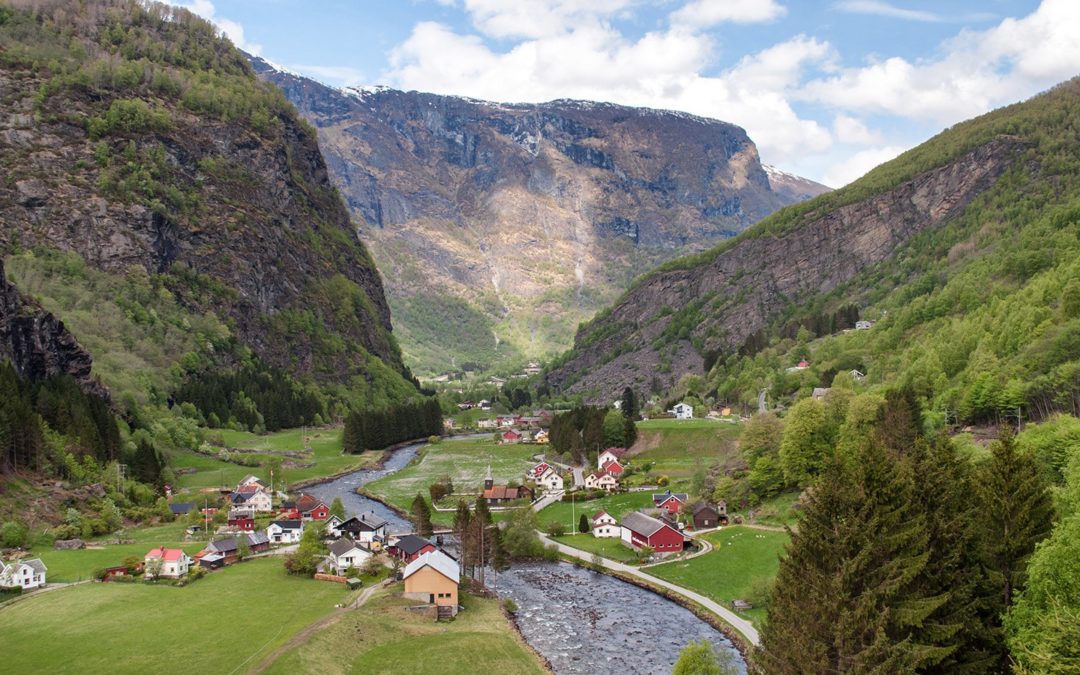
(546, 522, 567, 537)
(657, 475, 670, 487)
(0, 520, 29, 548)
(543, 544, 561, 562)
(503, 597, 519, 614)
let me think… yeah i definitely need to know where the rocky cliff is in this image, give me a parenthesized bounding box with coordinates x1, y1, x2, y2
(0, 260, 107, 401)
(545, 136, 1025, 401)
(251, 58, 829, 374)
(0, 2, 408, 392)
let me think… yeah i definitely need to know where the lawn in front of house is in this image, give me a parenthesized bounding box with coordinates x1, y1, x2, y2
(0, 558, 350, 673)
(552, 533, 641, 564)
(365, 438, 539, 524)
(535, 490, 654, 530)
(264, 585, 547, 675)
(645, 526, 789, 625)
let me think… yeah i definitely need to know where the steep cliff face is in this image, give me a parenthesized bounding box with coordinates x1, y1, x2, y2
(546, 136, 1025, 400)
(0, 260, 107, 401)
(251, 58, 828, 374)
(0, 2, 407, 391)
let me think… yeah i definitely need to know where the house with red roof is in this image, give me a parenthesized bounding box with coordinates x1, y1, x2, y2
(295, 494, 330, 521)
(592, 510, 619, 538)
(500, 430, 523, 444)
(481, 466, 534, 504)
(601, 459, 625, 477)
(597, 448, 626, 469)
(144, 548, 193, 579)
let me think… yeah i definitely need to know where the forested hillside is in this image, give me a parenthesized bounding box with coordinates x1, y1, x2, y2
(547, 77, 1080, 430)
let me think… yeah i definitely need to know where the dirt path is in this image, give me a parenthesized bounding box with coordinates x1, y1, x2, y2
(249, 579, 391, 674)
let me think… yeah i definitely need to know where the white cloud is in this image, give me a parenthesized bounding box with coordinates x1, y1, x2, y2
(169, 1, 262, 56)
(671, 0, 787, 28)
(823, 145, 905, 187)
(833, 0, 941, 23)
(832, 114, 881, 145)
(460, 0, 637, 39)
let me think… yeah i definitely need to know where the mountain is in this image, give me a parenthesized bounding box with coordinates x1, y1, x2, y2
(0, 0, 414, 412)
(250, 58, 829, 376)
(546, 76, 1080, 423)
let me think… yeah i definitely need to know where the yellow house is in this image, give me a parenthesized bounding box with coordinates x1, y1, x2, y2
(402, 550, 460, 616)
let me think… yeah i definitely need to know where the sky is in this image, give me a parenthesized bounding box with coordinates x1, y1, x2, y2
(172, 0, 1080, 187)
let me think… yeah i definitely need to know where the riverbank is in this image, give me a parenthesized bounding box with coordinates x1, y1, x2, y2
(289, 437, 432, 491)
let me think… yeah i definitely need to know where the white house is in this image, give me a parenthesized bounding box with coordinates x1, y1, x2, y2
(0, 559, 47, 590)
(597, 448, 626, 470)
(327, 539, 371, 575)
(477, 419, 497, 430)
(670, 402, 694, 420)
(144, 548, 192, 579)
(266, 519, 304, 544)
(237, 474, 267, 489)
(536, 466, 564, 493)
(232, 487, 272, 513)
(585, 471, 619, 492)
(592, 511, 619, 538)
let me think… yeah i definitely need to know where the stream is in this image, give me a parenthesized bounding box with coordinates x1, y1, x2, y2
(307, 440, 747, 674)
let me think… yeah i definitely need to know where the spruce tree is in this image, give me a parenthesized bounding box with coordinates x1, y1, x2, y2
(756, 440, 946, 673)
(620, 387, 639, 420)
(410, 493, 433, 537)
(976, 426, 1055, 666)
(579, 513, 589, 534)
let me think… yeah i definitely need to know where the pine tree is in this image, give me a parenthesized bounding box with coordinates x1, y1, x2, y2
(410, 493, 433, 537)
(876, 385, 924, 455)
(620, 387, 639, 420)
(976, 426, 1055, 667)
(579, 513, 589, 534)
(756, 441, 946, 673)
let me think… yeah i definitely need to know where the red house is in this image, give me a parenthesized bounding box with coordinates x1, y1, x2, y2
(501, 430, 522, 444)
(295, 495, 330, 521)
(227, 509, 255, 531)
(601, 459, 625, 477)
(620, 512, 686, 555)
(652, 490, 689, 515)
(387, 535, 437, 563)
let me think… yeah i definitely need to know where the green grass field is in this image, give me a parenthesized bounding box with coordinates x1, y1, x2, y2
(536, 490, 654, 529)
(646, 526, 789, 624)
(0, 558, 350, 673)
(365, 438, 539, 523)
(169, 426, 383, 492)
(629, 419, 742, 480)
(265, 585, 545, 674)
(37, 541, 207, 582)
(552, 533, 640, 564)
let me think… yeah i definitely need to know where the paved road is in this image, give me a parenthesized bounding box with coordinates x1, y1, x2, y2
(536, 532, 760, 646)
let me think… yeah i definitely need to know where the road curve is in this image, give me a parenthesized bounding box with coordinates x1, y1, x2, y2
(536, 531, 761, 646)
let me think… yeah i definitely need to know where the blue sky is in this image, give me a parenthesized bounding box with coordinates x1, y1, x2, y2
(175, 1, 1078, 186)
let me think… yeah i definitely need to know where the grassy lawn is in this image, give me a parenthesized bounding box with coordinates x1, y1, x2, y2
(629, 419, 742, 480)
(365, 438, 539, 524)
(751, 490, 803, 528)
(536, 490, 654, 530)
(37, 541, 208, 582)
(168, 426, 383, 491)
(646, 526, 789, 625)
(0, 558, 350, 673)
(552, 533, 641, 564)
(265, 585, 546, 675)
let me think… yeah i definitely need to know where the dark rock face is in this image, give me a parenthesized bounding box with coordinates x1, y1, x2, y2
(251, 57, 830, 372)
(0, 260, 108, 401)
(545, 137, 1024, 401)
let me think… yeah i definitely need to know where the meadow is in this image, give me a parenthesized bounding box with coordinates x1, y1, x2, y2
(645, 526, 789, 624)
(628, 419, 742, 482)
(535, 490, 654, 530)
(0, 558, 350, 673)
(264, 586, 546, 674)
(552, 533, 641, 564)
(364, 438, 539, 523)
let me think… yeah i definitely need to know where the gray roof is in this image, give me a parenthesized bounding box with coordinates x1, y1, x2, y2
(209, 538, 238, 553)
(246, 532, 269, 546)
(692, 502, 718, 515)
(23, 558, 47, 574)
(403, 550, 459, 584)
(621, 511, 674, 538)
(652, 491, 689, 503)
(269, 519, 302, 530)
(329, 538, 368, 557)
(357, 511, 388, 529)
(392, 535, 432, 556)
(169, 502, 195, 514)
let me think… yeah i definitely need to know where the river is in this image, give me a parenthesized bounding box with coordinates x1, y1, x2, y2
(308, 440, 747, 674)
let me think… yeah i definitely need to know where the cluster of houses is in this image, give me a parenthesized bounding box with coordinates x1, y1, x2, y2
(584, 448, 626, 492)
(588, 491, 728, 558)
(481, 466, 535, 505)
(0, 557, 47, 590)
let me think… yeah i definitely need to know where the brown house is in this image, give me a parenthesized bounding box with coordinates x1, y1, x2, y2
(403, 550, 460, 617)
(691, 501, 728, 529)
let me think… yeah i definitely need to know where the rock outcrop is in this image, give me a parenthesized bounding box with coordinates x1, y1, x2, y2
(0, 260, 108, 401)
(545, 136, 1025, 400)
(251, 57, 829, 373)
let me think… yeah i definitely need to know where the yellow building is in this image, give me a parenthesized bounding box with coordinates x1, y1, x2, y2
(402, 550, 460, 616)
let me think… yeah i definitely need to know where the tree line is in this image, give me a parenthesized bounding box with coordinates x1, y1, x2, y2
(549, 395, 637, 465)
(342, 398, 441, 453)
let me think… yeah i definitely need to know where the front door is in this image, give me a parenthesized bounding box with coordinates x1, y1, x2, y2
(429, 594, 435, 604)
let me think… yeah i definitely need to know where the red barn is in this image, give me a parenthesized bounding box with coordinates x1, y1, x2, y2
(620, 512, 686, 555)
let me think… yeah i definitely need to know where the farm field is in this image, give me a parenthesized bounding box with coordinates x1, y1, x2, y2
(536, 490, 654, 530)
(628, 419, 742, 480)
(365, 438, 538, 524)
(37, 540, 207, 582)
(169, 426, 383, 492)
(552, 533, 640, 564)
(646, 526, 789, 624)
(0, 558, 350, 673)
(264, 586, 546, 674)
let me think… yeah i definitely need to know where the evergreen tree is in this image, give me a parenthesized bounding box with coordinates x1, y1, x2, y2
(579, 513, 589, 534)
(757, 441, 947, 673)
(976, 426, 1055, 665)
(329, 497, 346, 521)
(410, 493, 433, 537)
(620, 387, 639, 420)
(876, 385, 925, 455)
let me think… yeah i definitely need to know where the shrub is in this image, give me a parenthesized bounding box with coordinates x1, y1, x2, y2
(0, 520, 29, 548)
(657, 475, 670, 487)
(546, 522, 567, 537)
(543, 544, 561, 562)
(503, 598, 518, 614)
